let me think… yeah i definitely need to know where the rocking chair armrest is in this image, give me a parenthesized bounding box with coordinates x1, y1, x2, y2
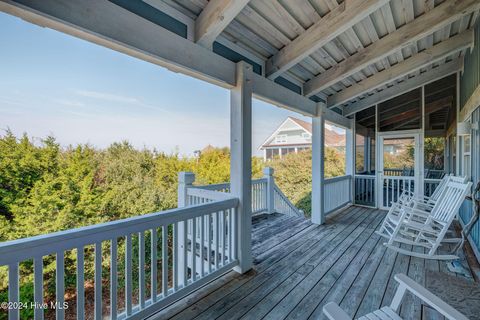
(394, 274, 468, 320)
(323, 302, 352, 320)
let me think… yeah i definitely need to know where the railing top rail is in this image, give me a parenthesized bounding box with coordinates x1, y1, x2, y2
(355, 175, 376, 178)
(383, 175, 415, 180)
(252, 178, 268, 183)
(273, 184, 303, 217)
(324, 175, 352, 184)
(425, 178, 443, 183)
(0, 198, 238, 263)
(191, 178, 267, 190)
(190, 182, 230, 190)
(186, 188, 235, 201)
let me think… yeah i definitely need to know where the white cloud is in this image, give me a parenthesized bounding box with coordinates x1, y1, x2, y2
(73, 89, 173, 114)
(75, 89, 139, 103)
(53, 99, 85, 107)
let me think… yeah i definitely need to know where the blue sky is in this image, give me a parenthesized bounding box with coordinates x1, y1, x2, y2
(0, 12, 312, 156)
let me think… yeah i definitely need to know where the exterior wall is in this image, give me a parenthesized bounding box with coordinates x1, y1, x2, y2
(458, 21, 480, 261)
(460, 22, 480, 110)
(270, 129, 311, 146)
(458, 106, 480, 261)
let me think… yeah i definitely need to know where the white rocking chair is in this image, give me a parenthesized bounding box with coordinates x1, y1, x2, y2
(323, 273, 468, 320)
(384, 180, 472, 260)
(376, 175, 467, 242)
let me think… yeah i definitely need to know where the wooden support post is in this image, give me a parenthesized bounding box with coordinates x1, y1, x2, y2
(419, 86, 425, 197)
(230, 61, 253, 273)
(455, 72, 461, 175)
(364, 136, 370, 173)
(312, 108, 325, 225)
(177, 172, 195, 287)
(264, 167, 275, 214)
(346, 119, 355, 203)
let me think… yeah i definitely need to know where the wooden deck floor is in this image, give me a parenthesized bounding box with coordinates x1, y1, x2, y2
(151, 206, 477, 320)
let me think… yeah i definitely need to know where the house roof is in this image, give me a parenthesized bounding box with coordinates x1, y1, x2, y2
(261, 117, 345, 149)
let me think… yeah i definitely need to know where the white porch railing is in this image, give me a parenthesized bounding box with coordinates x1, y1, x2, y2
(382, 176, 415, 208)
(424, 178, 442, 197)
(273, 184, 303, 216)
(0, 192, 239, 320)
(354, 175, 376, 206)
(190, 168, 302, 217)
(324, 175, 352, 215)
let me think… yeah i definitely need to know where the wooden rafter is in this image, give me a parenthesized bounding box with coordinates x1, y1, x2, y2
(380, 96, 452, 127)
(304, 0, 480, 97)
(265, 0, 390, 80)
(327, 30, 473, 108)
(344, 59, 462, 116)
(195, 0, 251, 48)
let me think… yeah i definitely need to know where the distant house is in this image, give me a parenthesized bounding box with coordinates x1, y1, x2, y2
(259, 117, 345, 161)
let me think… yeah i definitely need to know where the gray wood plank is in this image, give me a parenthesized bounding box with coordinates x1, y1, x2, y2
(182, 208, 374, 320)
(147, 206, 477, 320)
(254, 206, 365, 271)
(240, 212, 384, 320)
(308, 225, 387, 320)
(330, 232, 389, 318)
(400, 245, 425, 319)
(352, 235, 399, 318)
(282, 212, 385, 320)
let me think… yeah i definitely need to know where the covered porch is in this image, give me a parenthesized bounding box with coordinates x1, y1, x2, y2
(1, 0, 480, 319)
(150, 206, 478, 320)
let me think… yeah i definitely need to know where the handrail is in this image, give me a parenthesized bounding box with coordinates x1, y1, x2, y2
(325, 175, 352, 184)
(0, 199, 237, 261)
(273, 183, 304, 217)
(192, 178, 272, 215)
(0, 197, 239, 320)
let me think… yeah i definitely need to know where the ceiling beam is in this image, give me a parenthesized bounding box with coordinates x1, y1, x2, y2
(304, 0, 480, 97)
(344, 59, 463, 116)
(264, 0, 389, 80)
(380, 96, 452, 127)
(0, 0, 355, 129)
(327, 30, 473, 108)
(195, 0, 251, 48)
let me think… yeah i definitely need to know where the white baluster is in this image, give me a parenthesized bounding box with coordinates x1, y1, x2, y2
(94, 242, 102, 319)
(110, 239, 117, 320)
(34, 257, 43, 320)
(151, 229, 157, 302)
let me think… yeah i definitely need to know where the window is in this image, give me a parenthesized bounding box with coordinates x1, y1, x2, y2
(463, 135, 471, 178)
(302, 132, 311, 140)
(275, 134, 287, 143)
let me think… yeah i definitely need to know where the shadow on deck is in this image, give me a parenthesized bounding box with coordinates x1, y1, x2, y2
(149, 206, 479, 320)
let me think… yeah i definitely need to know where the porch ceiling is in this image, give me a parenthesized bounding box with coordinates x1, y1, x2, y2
(166, 0, 478, 112)
(355, 73, 457, 133)
(1, 0, 479, 123)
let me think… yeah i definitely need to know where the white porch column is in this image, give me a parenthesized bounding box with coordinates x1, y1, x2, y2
(312, 107, 325, 225)
(230, 61, 253, 273)
(364, 137, 370, 172)
(455, 72, 461, 175)
(264, 167, 275, 214)
(177, 172, 195, 287)
(418, 86, 425, 197)
(346, 119, 355, 203)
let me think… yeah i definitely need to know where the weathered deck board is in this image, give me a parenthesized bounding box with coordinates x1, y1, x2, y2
(149, 206, 477, 320)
